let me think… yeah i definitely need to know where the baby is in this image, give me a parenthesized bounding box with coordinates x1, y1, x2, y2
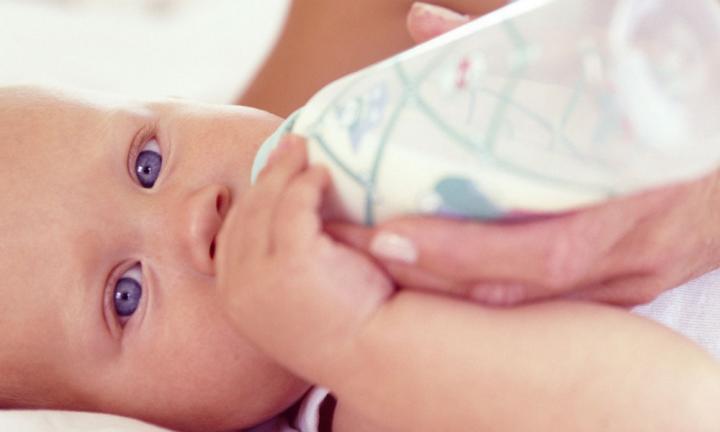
(1, 84, 719, 432)
(0, 85, 307, 430)
(3, 0, 720, 430)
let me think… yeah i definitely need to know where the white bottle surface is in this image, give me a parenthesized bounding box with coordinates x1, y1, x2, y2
(253, 0, 720, 225)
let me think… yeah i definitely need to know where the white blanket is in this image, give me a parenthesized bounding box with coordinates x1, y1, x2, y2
(634, 267, 720, 359)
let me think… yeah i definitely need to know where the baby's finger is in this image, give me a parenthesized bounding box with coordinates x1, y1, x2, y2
(255, 134, 308, 184)
(242, 135, 308, 252)
(272, 165, 330, 254)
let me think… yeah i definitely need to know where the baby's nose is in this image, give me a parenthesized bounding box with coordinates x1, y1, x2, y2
(183, 184, 230, 275)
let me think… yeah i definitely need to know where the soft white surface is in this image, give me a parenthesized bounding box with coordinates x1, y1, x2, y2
(0, 410, 173, 431)
(0, 0, 289, 102)
(634, 268, 720, 359)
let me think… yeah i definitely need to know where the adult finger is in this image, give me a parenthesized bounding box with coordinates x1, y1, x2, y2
(369, 184, 686, 296)
(327, 221, 536, 302)
(567, 253, 719, 307)
(327, 209, 626, 300)
(327, 221, 459, 290)
(564, 273, 668, 307)
(406, 2, 471, 44)
(373, 211, 630, 294)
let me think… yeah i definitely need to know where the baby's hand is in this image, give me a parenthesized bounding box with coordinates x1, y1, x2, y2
(215, 135, 393, 382)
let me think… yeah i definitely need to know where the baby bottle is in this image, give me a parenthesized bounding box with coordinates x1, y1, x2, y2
(253, 0, 720, 225)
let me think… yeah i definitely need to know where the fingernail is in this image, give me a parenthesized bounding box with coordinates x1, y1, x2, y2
(410, 2, 470, 25)
(470, 283, 527, 306)
(370, 231, 418, 264)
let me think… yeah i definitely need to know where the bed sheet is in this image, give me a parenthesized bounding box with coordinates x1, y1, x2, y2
(0, 0, 288, 102)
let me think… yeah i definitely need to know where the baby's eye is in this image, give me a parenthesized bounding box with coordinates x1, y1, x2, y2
(135, 138, 162, 188)
(114, 265, 143, 320)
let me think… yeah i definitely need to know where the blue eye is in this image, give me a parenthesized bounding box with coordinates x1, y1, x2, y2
(135, 138, 162, 188)
(114, 268, 143, 318)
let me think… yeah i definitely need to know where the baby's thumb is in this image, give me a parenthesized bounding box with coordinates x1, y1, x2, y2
(406, 2, 471, 44)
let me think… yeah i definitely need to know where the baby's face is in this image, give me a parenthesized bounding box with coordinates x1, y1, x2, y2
(0, 86, 308, 431)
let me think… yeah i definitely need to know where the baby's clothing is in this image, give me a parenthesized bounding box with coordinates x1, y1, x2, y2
(246, 388, 335, 432)
(287, 388, 335, 432)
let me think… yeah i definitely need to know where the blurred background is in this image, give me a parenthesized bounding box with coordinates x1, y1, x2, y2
(0, 0, 289, 102)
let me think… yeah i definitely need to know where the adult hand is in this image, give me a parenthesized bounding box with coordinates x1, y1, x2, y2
(385, 2, 720, 306)
(328, 171, 720, 307)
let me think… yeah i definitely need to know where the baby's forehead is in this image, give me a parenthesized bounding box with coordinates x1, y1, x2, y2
(0, 87, 138, 262)
(0, 92, 109, 355)
(0, 90, 100, 186)
(0, 87, 164, 189)
(1, 86, 140, 141)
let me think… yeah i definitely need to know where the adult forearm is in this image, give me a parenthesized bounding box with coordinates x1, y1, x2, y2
(238, 0, 414, 116)
(328, 293, 720, 432)
(238, 0, 505, 116)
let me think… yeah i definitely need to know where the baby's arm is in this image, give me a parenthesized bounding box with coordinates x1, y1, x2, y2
(216, 138, 720, 432)
(329, 293, 720, 432)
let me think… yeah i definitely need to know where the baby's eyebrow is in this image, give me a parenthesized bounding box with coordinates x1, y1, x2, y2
(103, 104, 157, 135)
(97, 107, 160, 170)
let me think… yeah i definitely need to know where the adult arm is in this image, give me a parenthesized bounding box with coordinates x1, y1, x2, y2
(237, 0, 505, 117)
